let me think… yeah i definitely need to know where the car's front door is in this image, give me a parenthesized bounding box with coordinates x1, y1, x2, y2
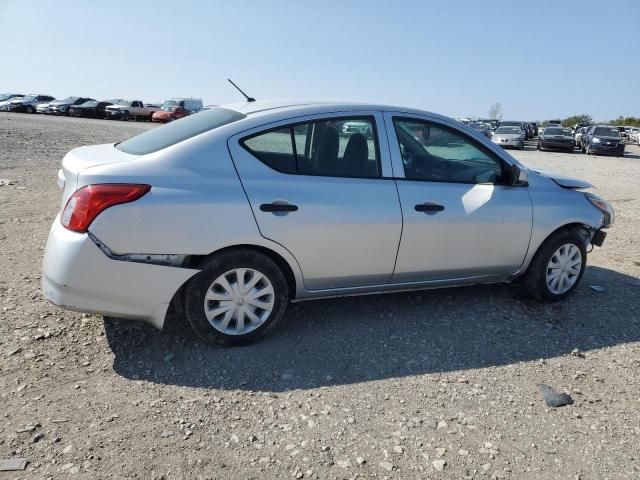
(228, 112, 402, 290)
(384, 113, 533, 283)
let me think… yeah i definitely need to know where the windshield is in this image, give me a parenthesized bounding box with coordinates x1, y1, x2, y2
(544, 128, 571, 135)
(20, 95, 37, 102)
(116, 107, 246, 155)
(500, 121, 521, 126)
(593, 127, 621, 137)
(57, 97, 78, 103)
(470, 124, 488, 130)
(80, 101, 98, 107)
(162, 100, 182, 109)
(495, 127, 520, 134)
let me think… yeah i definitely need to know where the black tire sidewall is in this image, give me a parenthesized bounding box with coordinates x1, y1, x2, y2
(184, 250, 289, 345)
(525, 231, 587, 302)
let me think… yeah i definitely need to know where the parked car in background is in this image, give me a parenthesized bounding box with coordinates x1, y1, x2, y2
(151, 98, 202, 123)
(0, 93, 23, 102)
(105, 100, 161, 121)
(572, 122, 591, 133)
(616, 126, 627, 139)
(548, 120, 562, 126)
(8, 94, 56, 113)
(583, 125, 625, 156)
(491, 125, 525, 149)
(477, 118, 500, 131)
(499, 121, 528, 139)
(628, 127, 640, 144)
(469, 122, 492, 138)
(538, 126, 575, 152)
(152, 105, 189, 123)
(36, 103, 52, 114)
(47, 97, 95, 115)
(41, 100, 614, 345)
(69, 100, 113, 119)
(0, 94, 24, 111)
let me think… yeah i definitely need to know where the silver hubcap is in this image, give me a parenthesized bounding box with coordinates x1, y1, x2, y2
(203, 268, 275, 335)
(546, 244, 582, 295)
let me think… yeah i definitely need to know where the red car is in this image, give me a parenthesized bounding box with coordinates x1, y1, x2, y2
(152, 105, 190, 123)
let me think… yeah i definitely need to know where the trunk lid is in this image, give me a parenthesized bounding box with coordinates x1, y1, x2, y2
(58, 144, 138, 209)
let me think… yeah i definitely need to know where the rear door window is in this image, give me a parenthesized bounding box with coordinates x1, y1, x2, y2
(241, 117, 380, 178)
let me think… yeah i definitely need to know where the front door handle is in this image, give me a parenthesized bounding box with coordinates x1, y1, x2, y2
(260, 202, 298, 213)
(415, 202, 445, 213)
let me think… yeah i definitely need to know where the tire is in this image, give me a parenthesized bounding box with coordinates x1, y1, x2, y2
(183, 249, 290, 345)
(585, 145, 590, 155)
(122, 112, 129, 121)
(537, 142, 542, 151)
(519, 229, 587, 302)
(25, 105, 34, 114)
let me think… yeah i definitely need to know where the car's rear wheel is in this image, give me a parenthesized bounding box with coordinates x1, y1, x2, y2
(25, 105, 34, 114)
(520, 230, 587, 302)
(184, 249, 289, 345)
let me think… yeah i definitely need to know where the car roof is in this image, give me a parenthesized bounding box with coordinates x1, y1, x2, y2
(223, 99, 454, 122)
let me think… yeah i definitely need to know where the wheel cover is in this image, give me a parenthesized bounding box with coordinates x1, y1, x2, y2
(203, 268, 275, 335)
(546, 244, 582, 295)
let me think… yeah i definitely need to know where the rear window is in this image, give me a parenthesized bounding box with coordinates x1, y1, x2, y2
(116, 107, 246, 155)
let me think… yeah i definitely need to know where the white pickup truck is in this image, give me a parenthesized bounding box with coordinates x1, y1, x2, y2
(104, 100, 161, 121)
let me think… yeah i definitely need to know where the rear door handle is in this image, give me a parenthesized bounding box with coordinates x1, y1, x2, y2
(415, 202, 445, 213)
(260, 202, 298, 213)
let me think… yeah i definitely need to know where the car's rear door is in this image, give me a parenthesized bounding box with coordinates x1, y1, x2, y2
(384, 112, 533, 283)
(228, 111, 402, 290)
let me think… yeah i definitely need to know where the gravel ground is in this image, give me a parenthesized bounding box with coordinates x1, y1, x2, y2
(1, 113, 639, 480)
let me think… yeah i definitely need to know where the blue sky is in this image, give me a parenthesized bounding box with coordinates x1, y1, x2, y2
(1, 0, 638, 121)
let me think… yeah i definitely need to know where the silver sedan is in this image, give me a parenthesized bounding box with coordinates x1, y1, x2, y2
(491, 126, 525, 150)
(42, 101, 614, 345)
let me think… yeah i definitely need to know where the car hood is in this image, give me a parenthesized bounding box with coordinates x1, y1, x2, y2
(531, 169, 593, 189)
(493, 133, 521, 139)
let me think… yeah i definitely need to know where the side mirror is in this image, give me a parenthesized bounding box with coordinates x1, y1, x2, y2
(509, 164, 528, 186)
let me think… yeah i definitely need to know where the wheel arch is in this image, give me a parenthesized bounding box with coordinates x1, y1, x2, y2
(168, 243, 300, 324)
(514, 221, 592, 279)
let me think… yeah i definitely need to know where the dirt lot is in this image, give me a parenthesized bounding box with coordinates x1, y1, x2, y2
(1, 113, 639, 480)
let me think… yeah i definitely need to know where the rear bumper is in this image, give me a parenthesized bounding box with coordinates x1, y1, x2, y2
(41, 217, 199, 329)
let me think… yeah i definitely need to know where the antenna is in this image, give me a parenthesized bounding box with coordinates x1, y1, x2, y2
(227, 78, 255, 102)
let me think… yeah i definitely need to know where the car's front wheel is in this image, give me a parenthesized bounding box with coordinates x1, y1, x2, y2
(520, 230, 587, 302)
(184, 249, 289, 345)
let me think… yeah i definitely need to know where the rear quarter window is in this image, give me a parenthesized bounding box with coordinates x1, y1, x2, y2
(116, 108, 246, 155)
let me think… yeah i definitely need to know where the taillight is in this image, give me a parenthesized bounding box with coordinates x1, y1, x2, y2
(61, 184, 151, 232)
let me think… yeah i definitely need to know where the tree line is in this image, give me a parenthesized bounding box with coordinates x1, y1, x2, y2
(540, 114, 640, 128)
